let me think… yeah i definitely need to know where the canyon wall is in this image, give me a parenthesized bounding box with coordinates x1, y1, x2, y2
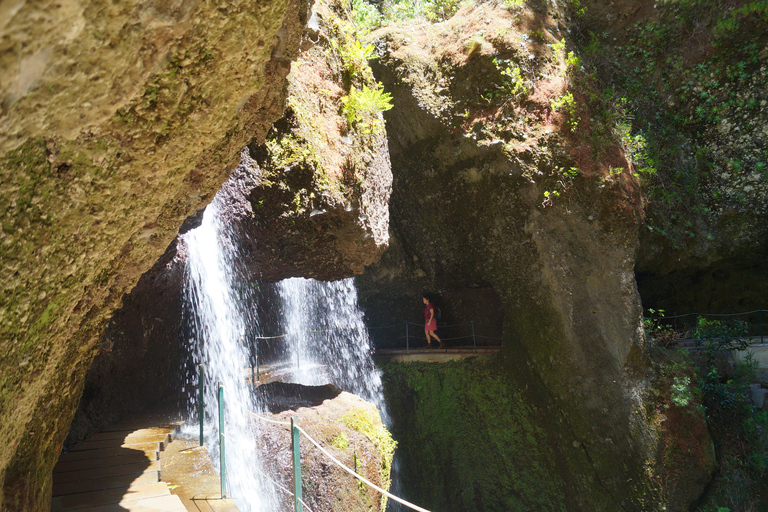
(0, 0, 312, 509)
(356, 3, 717, 509)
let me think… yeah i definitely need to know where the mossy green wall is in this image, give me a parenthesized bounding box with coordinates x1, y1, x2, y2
(380, 357, 567, 512)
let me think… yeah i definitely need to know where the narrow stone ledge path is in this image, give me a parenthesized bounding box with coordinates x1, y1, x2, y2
(52, 419, 187, 512)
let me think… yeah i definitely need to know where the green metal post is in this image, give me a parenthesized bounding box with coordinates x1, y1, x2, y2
(405, 322, 409, 355)
(249, 338, 254, 385)
(760, 310, 764, 344)
(198, 365, 204, 446)
(471, 321, 477, 353)
(291, 417, 303, 512)
(218, 383, 227, 499)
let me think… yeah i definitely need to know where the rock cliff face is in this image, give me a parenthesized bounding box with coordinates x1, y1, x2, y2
(0, 0, 312, 509)
(355, 3, 714, 510)
(573, 0, 768, 315)
(63, 0, 392, 471)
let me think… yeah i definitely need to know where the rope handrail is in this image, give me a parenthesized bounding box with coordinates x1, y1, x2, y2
(295, 424, 432, 512)
(227, 395, 431, 512)
(407, 321, 468, 328)
(227, 395, 293, 427)
(367, 323, 402, 330)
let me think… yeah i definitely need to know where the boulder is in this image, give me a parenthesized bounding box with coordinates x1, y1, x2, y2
(255, 383, 395, 512)
(356, 3, 714, 510)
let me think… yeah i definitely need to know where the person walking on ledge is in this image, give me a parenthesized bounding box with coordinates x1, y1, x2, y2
(423, 295, 444, 349)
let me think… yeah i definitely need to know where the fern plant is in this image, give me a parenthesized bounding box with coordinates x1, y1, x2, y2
(338, 40, 378, 79)
(342, 84, 394, 135)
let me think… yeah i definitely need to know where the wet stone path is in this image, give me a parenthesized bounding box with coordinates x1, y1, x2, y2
(51, 415, 240, 512)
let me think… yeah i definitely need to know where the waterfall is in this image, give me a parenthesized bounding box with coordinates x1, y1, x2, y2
(181, 197, 277, 512)
(181, 194, 392, 511)
(277, 277, 389, 421)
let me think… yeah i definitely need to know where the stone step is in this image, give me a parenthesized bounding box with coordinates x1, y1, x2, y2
(53, 469, 160, 497)
(58, 446, 159, 463)
(53, 451, 157, 474)
(51, 481, 171, 511)
(53, 460, 160, 484)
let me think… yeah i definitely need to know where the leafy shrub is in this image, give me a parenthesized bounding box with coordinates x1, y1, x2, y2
(694, 317, 749, 363)
(352, 0, 382, 34)
(352, 0, 474, 29)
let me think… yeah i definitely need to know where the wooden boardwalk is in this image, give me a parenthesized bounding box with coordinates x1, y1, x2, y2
(374, 345, 501, 363)
(52, 421, 186, 512)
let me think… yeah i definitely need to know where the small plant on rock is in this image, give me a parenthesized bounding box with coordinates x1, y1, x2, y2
(644, 308, 680, 347)
(342, 84, 394, 135)
(550, 92, 580, 131)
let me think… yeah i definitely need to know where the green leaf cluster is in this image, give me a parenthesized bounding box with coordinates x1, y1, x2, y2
(341, 84, 394, 135)
(550, 92, 580, 131)
(351, 0, 474, 30)
(337, 39, 378, 79)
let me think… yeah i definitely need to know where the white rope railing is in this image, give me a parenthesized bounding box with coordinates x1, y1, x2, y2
(228, 399, 430, 512)
(253, 463, 315, 512)
(294, 424, 431, 512)
(217, 383, 432, 511)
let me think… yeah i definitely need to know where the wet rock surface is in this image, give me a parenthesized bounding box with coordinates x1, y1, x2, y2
(0, 0, 311, 509)
(254, 382, 342, 413)
(355, 3, 713, 510)
(257, 386, 394, 512)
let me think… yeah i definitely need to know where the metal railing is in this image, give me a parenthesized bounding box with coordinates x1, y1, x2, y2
(238, 321, 503, 381)
(197, 364, 431, 511)
(646, 309, 767, 345)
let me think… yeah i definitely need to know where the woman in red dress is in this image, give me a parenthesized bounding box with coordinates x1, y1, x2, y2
(422, 296, 444, 348)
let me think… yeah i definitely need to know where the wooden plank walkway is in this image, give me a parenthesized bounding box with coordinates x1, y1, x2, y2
(373, 345, 501, 363)
(52, 420, 186, 512)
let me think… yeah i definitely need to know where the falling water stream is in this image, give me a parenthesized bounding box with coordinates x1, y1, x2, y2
(278, 277, 388, 419)
(181, 196, 390, 511)
(181, 197, 277, 511)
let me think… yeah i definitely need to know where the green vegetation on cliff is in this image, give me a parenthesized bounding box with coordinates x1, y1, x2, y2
(646, 317, 768, 511)
(575, 0, 768, 249)
(380, 357, 566, 512)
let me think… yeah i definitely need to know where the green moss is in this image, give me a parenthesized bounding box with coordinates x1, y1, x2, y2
(340, 405, 396, 510)
(332, 431, 350, 449)
(379, 357, 567, 512)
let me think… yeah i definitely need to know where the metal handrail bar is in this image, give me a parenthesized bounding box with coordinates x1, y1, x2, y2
(649, 309, 767, 320)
